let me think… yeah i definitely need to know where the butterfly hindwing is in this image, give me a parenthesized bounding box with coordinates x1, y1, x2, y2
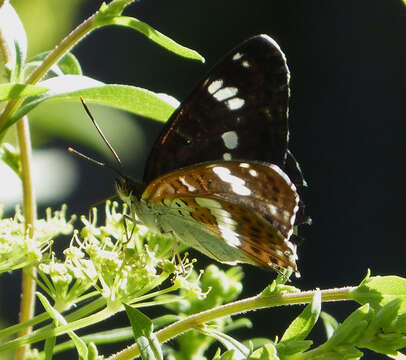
(141, 160, 299, 272)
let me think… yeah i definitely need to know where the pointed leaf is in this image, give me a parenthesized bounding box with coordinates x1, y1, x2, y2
(125, 304, 163, 360)
(362, 299, 401, 338)
(0, 1, 27, 76)
(25, 51, 82, 78)
(217, 350, 238, 360)
(44, 335, 56, 360)
(350, 275, 406, 312)
(3, 75, 177, 132)
(93, 16, 204, 62)
(97, 0, 128, 17)
(323, 304, 372, 349)
(248, 344, 279, 360)
(0, 143, 20, 176)
(320, 312, 339, 339)
(202, 328, 249, 359)
(280, 290, 321, 342)
(276, 339, 312, 356)
(0, 83, 48, 101)
(37, 292, 88, 360)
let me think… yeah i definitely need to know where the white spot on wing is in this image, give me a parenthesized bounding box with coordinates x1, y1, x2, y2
(212, 166, 251, 196)
(195, 197, 240, 246)
(219, 225, 241, 246)
(232, 52, 243, 60)
(249, 169, 258, 177)
(213, 87, 238, 101)
(223, 152, 232, 160)
(239, 163, 249, 168)
(225, 97, 245, 110)
(207, 79, 223, 94)
(242, 60, 250, 68)
(179, 176, 196, 192)
(221, 131, 238, 150)
(195, 197, 221, 208)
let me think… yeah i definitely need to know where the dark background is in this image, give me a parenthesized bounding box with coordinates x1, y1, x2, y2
(3, 1, 406, 359)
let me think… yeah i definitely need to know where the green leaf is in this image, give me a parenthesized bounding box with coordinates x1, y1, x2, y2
(350, 275, 406, 312)
(323, 304, 372, 349)
(0, 1, 27, 77)
(0, 143, 20, 176)
(201, 328, 249, 358)
(248, 344, 279, 360)
(361, 333, 406, 356)
(276, 340, 313, 356)
(280, 290, 321, 342)
(259, 281, 300, 297)
(216, 350, 238, 360)
(362, 299, 401, 338)
(242, 338, 273, 351)
(2, 75, 177, 133)
(93, 16, 204, 62)
(11, 40, 24, 82)
(44, 335, 56, 360)
(97, 0, 128, 17)
(0, 83, 48, 101)
(125, 304, 163, 360)
(326, 345, 364, 360)
(394, 313, 406, 332)
(320, 312, 339, 339)
(356, 299, 406, 355)
(88, 342, 99, 360)
(24, 51, 82, 78)
(37, 292, 88, 360)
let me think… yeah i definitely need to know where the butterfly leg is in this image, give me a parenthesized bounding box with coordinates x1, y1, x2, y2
(170, 236, 185, 276)
(122, 215, 136, 244)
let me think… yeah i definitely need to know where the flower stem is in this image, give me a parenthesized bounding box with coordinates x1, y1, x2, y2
(108, 286, 355, 360)
(15, 117, 37, 360)
(0, 307, 114, 353)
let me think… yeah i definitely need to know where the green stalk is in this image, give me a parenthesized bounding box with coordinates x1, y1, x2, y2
(0, 10, 37, 359)
(15, 116, 37, 360)
(0, 307, 114, 353)
(0, 296, 107, 340)
(108, 287, 354, 360)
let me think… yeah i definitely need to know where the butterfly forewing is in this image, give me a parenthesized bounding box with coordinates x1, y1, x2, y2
(141, 161, 299, 272)
(144, 35, 292, 183)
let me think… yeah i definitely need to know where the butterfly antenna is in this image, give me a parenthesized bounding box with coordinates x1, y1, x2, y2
(68, 146, 125, 178)
(80, 96, 122, 167)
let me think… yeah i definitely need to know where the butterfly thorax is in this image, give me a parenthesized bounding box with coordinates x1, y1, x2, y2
(115, 176, 166, 233)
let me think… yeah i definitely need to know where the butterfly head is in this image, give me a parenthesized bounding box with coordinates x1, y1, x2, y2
(115, 176, 146, 207)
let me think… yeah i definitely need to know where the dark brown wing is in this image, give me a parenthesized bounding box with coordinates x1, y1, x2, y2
(144, 35, 293, 183)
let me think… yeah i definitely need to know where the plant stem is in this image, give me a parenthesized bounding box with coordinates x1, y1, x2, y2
(0, 296, 107, 340)
(108, 286, 354, 360)
(15, 116, 37, 360)
(0, 307, 114, 353)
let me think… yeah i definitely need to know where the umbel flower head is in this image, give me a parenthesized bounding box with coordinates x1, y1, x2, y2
(37, 201, 203, 312)
(0, 204, 74, 273)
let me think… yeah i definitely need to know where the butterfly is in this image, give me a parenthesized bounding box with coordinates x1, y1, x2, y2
(112, 34, 308, 277)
